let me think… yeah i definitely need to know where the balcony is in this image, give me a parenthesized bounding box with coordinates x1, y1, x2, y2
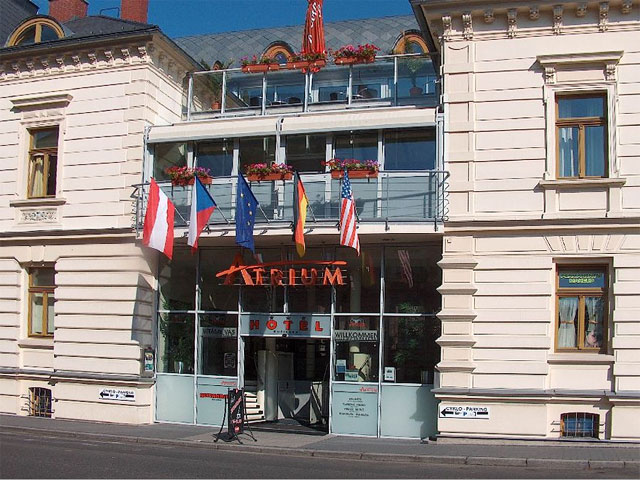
(187, 54, 438, 119)
(133, 170, 449, 235)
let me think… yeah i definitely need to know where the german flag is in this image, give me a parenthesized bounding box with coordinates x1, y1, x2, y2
(293, 171, 309, 258)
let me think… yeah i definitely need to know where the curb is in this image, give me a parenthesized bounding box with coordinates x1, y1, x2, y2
(2, 425, 637, 470)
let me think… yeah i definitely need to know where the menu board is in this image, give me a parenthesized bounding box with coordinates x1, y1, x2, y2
(227, 388, 244, 434)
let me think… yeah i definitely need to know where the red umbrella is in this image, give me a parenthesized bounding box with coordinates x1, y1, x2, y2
(301, 0, 326, 72)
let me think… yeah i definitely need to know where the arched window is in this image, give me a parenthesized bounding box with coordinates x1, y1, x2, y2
(393, 32, 429, 55)
(8, 17, 64, 47)
(263, 43, 294, 64)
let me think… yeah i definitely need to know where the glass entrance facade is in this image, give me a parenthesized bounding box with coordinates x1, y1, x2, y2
(155, 243, 441, 438)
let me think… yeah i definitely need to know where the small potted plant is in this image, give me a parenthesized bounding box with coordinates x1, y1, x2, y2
(245, 162, 294, 181)
(324, 158, 379, 179)
(165, 166, 212, 186)
(241, 55, 281, 74)
(331, 44, 380, 66)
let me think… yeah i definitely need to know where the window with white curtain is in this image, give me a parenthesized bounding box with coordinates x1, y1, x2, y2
(556, 267, 607, 352)
(556, 94, 607, 178)
(27, 128, 58, 198)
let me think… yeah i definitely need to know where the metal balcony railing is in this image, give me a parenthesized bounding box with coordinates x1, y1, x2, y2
(133, 170, 449, 235)
(187, 54, 438, 119)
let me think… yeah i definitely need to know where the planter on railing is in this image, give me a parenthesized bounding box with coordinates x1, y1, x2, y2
(330, 170, 378, 179)
(287, 59, 327, 71)
(246, 172, 293, 182)
(334, 56, 375, 66)
(171, 176, 213, 187)
(241, 63, 280, 74)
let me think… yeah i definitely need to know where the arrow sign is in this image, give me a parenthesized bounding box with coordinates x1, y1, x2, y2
(439, 405, 490, 419)
(99, 388, 136, 402)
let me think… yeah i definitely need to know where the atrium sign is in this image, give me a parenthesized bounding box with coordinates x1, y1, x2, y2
(216, 255, 347, 287)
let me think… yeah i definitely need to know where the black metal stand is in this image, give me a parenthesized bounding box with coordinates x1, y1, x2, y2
(213, 390, 257, 444)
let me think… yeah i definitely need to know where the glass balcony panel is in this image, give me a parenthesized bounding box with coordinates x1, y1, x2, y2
(351, 59, 394, 103)
(264, 70, 305, 111)
(381, 174, 437, 220)
(191, 71, 224, 113)
(246, 180, 279, 222)
(397, 56, 437, 106)
(310, 64, 350, 105)
(208, 179, 234, 223)
(330, 178, 378, 220)
(158, 182, 190, 227)
(282, 175, 329, 221)
(225, 70, 264, 113)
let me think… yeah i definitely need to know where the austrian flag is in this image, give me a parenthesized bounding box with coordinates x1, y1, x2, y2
(142, 179, 175, 259)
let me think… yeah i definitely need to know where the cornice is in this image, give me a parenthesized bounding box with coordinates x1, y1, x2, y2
(0, 40, 189, 85)
(419, 0, 636, 46)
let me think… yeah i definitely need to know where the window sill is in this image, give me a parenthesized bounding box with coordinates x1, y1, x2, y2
(18, 337, 54, 349)
(538, 178, 626, 190)
(10, 197, 66, 208)
(548, 353, 614, 365)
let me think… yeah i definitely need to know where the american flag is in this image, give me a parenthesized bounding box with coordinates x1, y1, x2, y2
(339, 169, 360, 255)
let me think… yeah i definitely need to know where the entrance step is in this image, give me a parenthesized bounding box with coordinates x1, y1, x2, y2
(244, 390, 264, 423)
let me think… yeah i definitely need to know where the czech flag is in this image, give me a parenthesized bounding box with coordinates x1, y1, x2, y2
(293, 171, 309, 258)
(188, 176, 216, 251)
(142, 178, 175, 259)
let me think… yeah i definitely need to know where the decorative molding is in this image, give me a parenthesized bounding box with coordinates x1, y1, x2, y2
(537, 50, 623, 84)
(10, 94, 72, 111)
(484, 9, 494, 23)
(621, 0, 632, 14)
(553, 5, 564, 34)
(529, 6, 540, 20)
(605, 62, 617, 80)
(121, 48, 131, 63)
(576, 2, 588, 16)
(442, 15, 452, 41)
(462, 12, 473, 40)
(599, 2, 609, 31)
(21, 209, 57, 223)
(1, 44, 173, 82)
(507, 9, 518, 38)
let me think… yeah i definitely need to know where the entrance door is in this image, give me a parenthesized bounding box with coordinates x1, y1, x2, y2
(244, 337, 329, 429)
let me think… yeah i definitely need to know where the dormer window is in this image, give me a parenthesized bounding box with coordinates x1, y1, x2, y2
(8, 18, 64, 47)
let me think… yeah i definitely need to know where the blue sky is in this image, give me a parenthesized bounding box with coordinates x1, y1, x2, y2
(32, 0, 414, 38)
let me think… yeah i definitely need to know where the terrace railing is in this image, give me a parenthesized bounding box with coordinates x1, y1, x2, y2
(133, 170, 449, 236)
(187, 54, 438, 119)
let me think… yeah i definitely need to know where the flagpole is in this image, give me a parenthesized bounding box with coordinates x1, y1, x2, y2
(257, 204, 271, 223)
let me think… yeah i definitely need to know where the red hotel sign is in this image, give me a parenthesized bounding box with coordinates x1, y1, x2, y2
(216, 255, 347, 287)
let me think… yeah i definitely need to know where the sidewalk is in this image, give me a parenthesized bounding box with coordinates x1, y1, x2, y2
(1, 414, 638, 470)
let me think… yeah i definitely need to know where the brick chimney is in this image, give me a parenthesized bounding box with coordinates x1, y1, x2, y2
(49, 0, 88, 23)
(121, 0, 149, 23)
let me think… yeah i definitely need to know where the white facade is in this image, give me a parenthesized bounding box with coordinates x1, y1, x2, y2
(415, 0, 640, 440)
(0, 28, 192, 423)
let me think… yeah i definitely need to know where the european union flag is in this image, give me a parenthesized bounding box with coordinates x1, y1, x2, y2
(235, 172, 259, 252)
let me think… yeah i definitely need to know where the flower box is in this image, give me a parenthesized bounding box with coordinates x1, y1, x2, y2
(166, 166, 212, 187)
(287, 60, 309, 70)
(334, 56, 374, 66)
(241, 63, 280, 74)
(247, 172, 293, 182)
(331, 170, 378, 179)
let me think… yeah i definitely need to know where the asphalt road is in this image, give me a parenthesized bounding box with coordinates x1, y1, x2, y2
(0, 430, 636, 479)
